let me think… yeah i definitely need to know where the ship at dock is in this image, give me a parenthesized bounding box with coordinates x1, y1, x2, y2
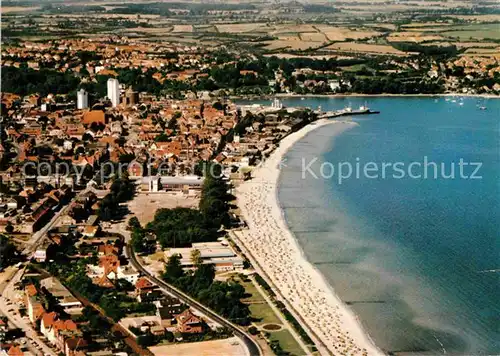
(317, 104, 380, 119)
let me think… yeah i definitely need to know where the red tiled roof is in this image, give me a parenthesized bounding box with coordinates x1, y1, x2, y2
(135, 277, 154, 290)
(176, 309, 201, 325)
(99, 254, 120, 275)
(83, 110, 106, 125)
(53, 319, 77, 332)
(8, 345, 23, 356)
(42, 312, 57, 328)
(33, 303, 45, 321)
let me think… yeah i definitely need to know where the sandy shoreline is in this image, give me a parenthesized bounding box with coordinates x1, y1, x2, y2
(235, 119, 383, 356)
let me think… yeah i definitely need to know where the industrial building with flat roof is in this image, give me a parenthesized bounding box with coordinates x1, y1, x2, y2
(164, 240, 244, 271)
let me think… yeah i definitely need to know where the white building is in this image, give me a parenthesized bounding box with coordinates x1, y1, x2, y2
(116, 265, 140, 284)
(328, 80, 341, 92)
(107, 78, 120, 107)
(77, 89, 88, 109)
(63, 140, 73, 150)
(271, 98, 283, 109)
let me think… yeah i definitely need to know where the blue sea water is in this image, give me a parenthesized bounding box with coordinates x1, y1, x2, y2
(266, 96, 499, 355)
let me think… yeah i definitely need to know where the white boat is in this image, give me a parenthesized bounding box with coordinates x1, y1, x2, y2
(479, 106, 487, 110)
(459, 102, 464, 106)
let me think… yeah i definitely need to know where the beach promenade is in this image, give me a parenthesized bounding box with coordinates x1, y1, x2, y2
(235, 119, 383, 356)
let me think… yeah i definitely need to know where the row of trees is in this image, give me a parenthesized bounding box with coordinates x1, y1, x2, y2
(389, 42, 458, 57)
(198, 163, 231, 229)
(350, 77, 445, 94)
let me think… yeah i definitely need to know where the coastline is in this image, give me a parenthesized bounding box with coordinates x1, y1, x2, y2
(231, 92, 500, 100)
(234, 119, 384, 356)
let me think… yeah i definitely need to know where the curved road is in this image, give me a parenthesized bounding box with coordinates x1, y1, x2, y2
(125, 245, 262, 356)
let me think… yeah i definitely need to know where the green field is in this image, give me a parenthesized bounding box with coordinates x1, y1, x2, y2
(248, 303, 281, 325)
(238, 277, 263, 303)
(269, 330, 305, 356)
(441, 23, 500, 40)
(229, 273, 282, 324)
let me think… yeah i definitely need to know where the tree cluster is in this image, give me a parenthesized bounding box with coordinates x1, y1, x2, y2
(1, 66, 80, 97)
(390, 42, 458, 57)
(98, 175, 136, 221)
(198, 168, 231, 229)
(351, 77, 444, 94)
(146, 164, 230, 247)
(163, 255, 250, 325)
(0, 235, 20, 269)
(147, 208, 215, 248)
(129, 217, 155, 254)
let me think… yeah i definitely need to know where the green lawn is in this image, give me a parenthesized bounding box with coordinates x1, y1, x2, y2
(228, 273, 265, 303)
(248, 303, 281, 325)
(237, 276, 282, 325)
(269, 330, 305, 356)
(239, 279, 264, 303)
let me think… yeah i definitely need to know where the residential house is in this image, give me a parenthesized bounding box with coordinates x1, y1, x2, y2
(40, 312, 58, 342)
(135, 277, 156, 296)
(26, 295, 45, 325)
(175, 309, 203, 334)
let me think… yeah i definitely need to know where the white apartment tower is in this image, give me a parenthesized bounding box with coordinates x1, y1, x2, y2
(77, 89, 88, 109)
(107, 78, 120, 107)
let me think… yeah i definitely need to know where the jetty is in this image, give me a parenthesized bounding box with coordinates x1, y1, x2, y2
(316, 105, 380, 119)
(238, 99, 380, 118)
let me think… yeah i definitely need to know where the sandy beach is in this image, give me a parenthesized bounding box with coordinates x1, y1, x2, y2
(235, 119, 383, 356)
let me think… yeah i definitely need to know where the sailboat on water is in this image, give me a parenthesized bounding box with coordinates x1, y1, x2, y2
(477, 98, 488, 110)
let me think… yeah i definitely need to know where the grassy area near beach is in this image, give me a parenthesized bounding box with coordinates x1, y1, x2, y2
(269, 330, 305, 356)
